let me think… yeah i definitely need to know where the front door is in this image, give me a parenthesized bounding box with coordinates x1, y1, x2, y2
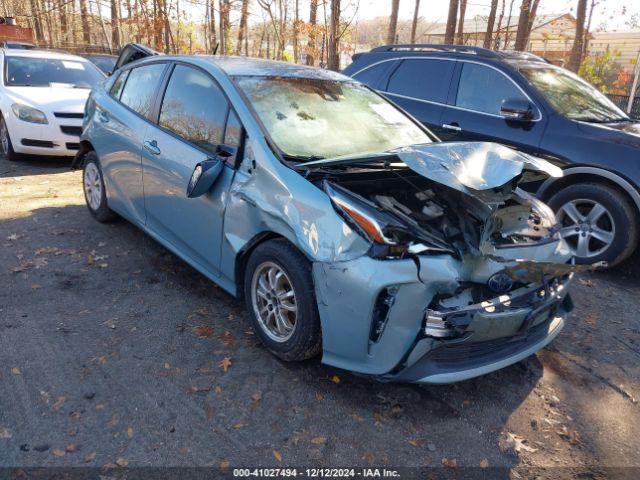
(141, 64, 241, 277)
(439, 62, 547, 155)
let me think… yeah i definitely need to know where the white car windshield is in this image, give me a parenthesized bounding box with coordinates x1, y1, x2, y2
(4, 56, 105, 89)
(234, 76, 431, 160)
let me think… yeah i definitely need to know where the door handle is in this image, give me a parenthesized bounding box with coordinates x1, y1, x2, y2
(98, 110, 109, 123)
(442, 123, 462, 132)
(144, 139, 161, 155)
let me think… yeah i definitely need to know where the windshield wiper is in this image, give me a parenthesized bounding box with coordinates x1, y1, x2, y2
(282, 153, 325, 163)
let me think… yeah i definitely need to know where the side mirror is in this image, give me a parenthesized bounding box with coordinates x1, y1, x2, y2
(500, 98, 534, 122)
(186, 159, 223, 198)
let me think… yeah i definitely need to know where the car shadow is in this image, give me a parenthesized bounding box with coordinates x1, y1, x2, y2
(0, 154, 74, 178)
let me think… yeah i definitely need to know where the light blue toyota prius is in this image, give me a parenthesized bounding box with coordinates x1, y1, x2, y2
(75, 44, 576, 384)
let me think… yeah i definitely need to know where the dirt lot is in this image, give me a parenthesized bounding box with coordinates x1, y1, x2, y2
(1, 154, 640, 478)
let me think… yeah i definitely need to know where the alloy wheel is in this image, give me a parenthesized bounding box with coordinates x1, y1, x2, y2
(250, 261, 298, 342)
(84, 162, 103, 211)
(0, 118, 9, 155)
(557, 198, 615, 258)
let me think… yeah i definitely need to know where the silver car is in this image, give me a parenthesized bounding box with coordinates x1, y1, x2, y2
(76, 45, 575, 384)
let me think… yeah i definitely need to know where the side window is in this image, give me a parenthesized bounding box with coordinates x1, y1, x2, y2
(159, 65, 228, 155)
(387, 59, 455, 103)
(109, 69, 128, 99)
(456, 63, 527, 115)
(353, 61, 396, 89)
(120, 63, 166, 119)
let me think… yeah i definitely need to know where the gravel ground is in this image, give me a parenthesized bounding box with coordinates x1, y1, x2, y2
(1, 154, 640, 478)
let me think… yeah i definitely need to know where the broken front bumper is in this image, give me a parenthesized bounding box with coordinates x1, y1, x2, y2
(313, 254, 572, 384)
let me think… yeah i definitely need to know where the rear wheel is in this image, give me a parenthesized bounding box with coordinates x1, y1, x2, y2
(82, 151, 116, 222)
(548, 182, 638, 267)
(243, 239, 322, 361)
(0, 114, 20, 162)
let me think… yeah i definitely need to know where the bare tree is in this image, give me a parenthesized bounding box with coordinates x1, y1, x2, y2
(111, 0, 121, 49)
(306, 0, 318, 65)
(514, 0, 532, 51)
(29, 0, 45, 44)
(483, 0, 498, 48)
(582, 0, 597, 57)
(327, 0, 340, 70)
(236, 0, 249, 55)
(79, 0, 91, 45)
(410, 0, 420, 44)
(386, 0, 400, 45)
(444, 0, 459, 44)
(455, 0, 467, 44)
(523, 0, 540, 47)
(568, 0, 587, 72)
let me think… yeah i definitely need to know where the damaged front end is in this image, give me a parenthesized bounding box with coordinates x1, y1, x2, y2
(306, 142, 577, 383)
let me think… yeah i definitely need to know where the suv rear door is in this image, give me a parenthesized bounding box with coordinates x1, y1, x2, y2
(380, 58, 456, 138)
(440, 61, 547, 154)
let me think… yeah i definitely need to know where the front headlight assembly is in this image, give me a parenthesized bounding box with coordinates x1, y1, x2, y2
(11, 103, 48, 124)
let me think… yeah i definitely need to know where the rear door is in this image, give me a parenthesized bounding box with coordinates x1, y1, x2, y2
(141, 63, 241, 277)
(381, 58, 456, 138)
(92, 62, 167, 224)
(439, 61, 547, 154)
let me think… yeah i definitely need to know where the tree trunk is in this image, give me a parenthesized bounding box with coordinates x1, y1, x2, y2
(30, 0, 45, 44)
(582, 0, 596, 58)
(386, 0, 400, 45)
(503, 0, 515, 48)
(455, 0, 467, 45)
(306, 0, 318, 65)
(483, 0, 498, 48)
(327, 0, 340, 70)
(236, 0, 249, 55)
(209, 0, 216, 52)
(567, 0, 587, 72)
(523, 0, 540, 47)
(513, 0, 531, 51)
(219, 0, 230, 54)
(444, 0, 459, 44)
(293, 0, 299, 62)
(59, 0, 68, 45)
(410, 0, 420, 44)
(111, 0, 121, 50)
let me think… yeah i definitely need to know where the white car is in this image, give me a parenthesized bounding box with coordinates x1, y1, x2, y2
(0, 48, 105, 160)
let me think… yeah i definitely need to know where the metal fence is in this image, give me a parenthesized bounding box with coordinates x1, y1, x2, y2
(607, 94, 640, 119)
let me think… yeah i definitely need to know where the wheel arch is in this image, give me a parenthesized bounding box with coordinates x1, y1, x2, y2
(537, 167, 640, 219)
(71, 140, 96, 170)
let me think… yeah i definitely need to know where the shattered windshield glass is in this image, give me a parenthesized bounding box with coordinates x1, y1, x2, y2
(234, 76, 431, 159)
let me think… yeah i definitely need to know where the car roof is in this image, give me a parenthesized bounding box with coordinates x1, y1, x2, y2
(136, 54, 351, 81)
(0, 48, 91, 62)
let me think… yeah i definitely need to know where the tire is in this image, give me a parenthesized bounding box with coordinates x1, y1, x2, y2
(0, 113, 21, 162)
(548, 182, 638, 267)
(243, 239, 322, 362)
(82, 151, 116, 223)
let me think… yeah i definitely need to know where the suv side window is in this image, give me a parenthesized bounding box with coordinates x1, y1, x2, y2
(120, 63, 166, 119)
(109, 69, 128, 99)
(387, 59, 454, 103)
(456, 63, 527, 115)
(159, 65, 228, 155)
(353, 61, 397, 89)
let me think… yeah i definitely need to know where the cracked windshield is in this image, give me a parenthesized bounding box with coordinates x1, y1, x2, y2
(234, 76, 430, 159)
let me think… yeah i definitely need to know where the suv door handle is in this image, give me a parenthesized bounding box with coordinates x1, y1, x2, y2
(442, 123, 462, 132)
(143, 139, 161, 156)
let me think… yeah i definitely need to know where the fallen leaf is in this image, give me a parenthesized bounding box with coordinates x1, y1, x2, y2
(315, 392, 324, 401)
(7, 234, 18, 241)
(106, 414, 118, 429)
(204, 400, 214, 421)
(116, 457, 129, 467)
(193, 325, 214, 338)
(219, 357, 232, 372)
(52, 448, 66, 457)
(441, 457, 457, 468)
(480, 459, 489, 468)
(66, 443, 78, 453)
(311, 436, 327, 445)
(408, 439, 426, 447)
(86, 255, 94, 266)
(127, 427, 133, 438)
(0, 427, 11, 439)
(52, 396, 66, 411)
(95, 356, 108, 365)
(251, 392, 262, 403)
(330, 375, 340, 384)
(505, 432, 538, 453)
(84, 452, 97, 463)
(219, 460, 230, 473)
(164, 362, 170, 369)
(11, 367, 21, 375)
(273, 450, 282, 462)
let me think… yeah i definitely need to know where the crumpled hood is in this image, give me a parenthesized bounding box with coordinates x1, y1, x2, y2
(392, 142, 562, 194)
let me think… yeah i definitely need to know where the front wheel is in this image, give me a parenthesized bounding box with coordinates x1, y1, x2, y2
(548, 182, 638, 267)
(0, 114, 20, 162)
(243, 239, 322, 362)
(82, 151, 116, 223)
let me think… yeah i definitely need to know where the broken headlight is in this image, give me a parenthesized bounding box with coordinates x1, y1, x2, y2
(324, 182, 408, 252)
